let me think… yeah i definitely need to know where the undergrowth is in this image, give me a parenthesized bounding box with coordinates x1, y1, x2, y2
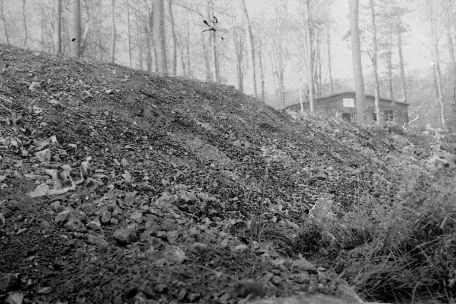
(294, 167, 456, 303)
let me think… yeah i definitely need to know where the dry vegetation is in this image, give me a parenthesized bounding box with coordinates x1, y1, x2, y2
(1, 44, 456, 303)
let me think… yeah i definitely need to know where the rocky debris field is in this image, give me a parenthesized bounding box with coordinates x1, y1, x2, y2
(0, 44, 455, 304)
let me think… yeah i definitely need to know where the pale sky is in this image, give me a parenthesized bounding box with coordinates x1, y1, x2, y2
(1, 0, 439, 92)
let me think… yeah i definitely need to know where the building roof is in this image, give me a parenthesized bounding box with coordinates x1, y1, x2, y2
(288, 91, 409, 108)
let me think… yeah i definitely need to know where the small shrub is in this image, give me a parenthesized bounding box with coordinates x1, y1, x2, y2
(294, 218, 331, 255)
(341, 173, 456, 303)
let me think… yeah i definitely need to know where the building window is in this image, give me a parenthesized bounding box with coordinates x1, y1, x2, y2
(384, 110, 393, 122)
(343, 98, 355, 108)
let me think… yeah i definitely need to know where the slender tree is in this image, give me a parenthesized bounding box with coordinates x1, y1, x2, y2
(369, 0, 382, 125)
(185, 25, 192, 78)
(154, 0, 167, 76)
(232, 25, 245, 93)
(54, 0, 62, 54)
(396, 14, 407, 102)
(137, 18, 144, 70)
(22, 0, 28, 46)
(304, 0, 315, 114)
(326, 22, 334, 94)
(429, 1, 446, 129)
(349, 0, 368, 123)
(110, 0, 116, 63)
(386, 26, 394, 99)
(0, 0, 9, 44)
(445, 0, 456, 102)
(168, 0, 177, 76)
(258, 43, 265, 101)
(241, 0, 258, 97)
(70, 0, 81, 58)
(201, 32, 212, 81)
(207, 0, 220, 82)
(127, 0, 132, 67)
(144, 16, 152, 72)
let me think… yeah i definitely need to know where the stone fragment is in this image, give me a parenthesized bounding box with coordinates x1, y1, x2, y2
(99, 207, 112, 224)
(5, 293, 24, 304)
(87, 219, 102, 231)
(29, 81, 41, 92)
(177, 288, 187, 301)
(160, 218, 176, 231)
(50, 201, 61, 211)
(87, 234, 109, 247)
(120, 158, 129, 167)
(113, 225, 138, 245)
(124, 192, 136, 204)
(191, 242, 208, 250)
(55, 209, 71, 224)
(130, 211, 143, 223)
(162, 245, 187, 263)
(155, 193, 178, 209)
(292, 258, 318, 274)
(35, 149, 51, 163)
(0, 273, 19, 292)
(65, 217, 87, 232)
(154, 283, 167, 293)
(271, 275, 282, 286)
(112, 206, 122, 217)
(234, 244, 249, 253)
(0, 212, 5, 227)
(37, 287, 53, 294)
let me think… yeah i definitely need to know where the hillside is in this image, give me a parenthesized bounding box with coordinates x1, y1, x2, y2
(1, 44, 455, 304)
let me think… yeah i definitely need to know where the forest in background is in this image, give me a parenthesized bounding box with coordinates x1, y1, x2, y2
(1, 0, 456, 130)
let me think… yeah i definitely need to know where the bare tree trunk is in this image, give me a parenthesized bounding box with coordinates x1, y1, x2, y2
(386, 25, 394, 100)
(232, 27, 244, 93)
(22, 0, 28, 46)
(144, 17, 152, 73)
(241, 0, 257, 97)
(40, 6, 46, 51)
(304, 0, 315, 114)
(70, 0, 81, 58)
(153, 43, 158, 73)
(201, 32, 212, 82)
(316, 34, 322, 97)
(258, 43, 265, 101)
(0, 0, 9, 44)
(185, 25, 192, 77)
(434, 60, 446, 129)
(135, 10, 143, 69)
(271, 44, 285, 108)
(326, 23, 334, 94)
(211, 32, 220, 82)
(207, 0, 219, 82)
(168, 0, 177, 76)
(179, 45, 186, 76)
(110, 0, 116, 63)
(349, 0, 368, 124)
(369, 0, 381, 125)
(138, 31, 143, 70)
(396, 17, 407, 102)
(127, 0, 132, 67)
(430, 4, 446, 129)
(54, 0, 62, 54)
(154, 0, 167, 76)
(446, 0, 456, 103)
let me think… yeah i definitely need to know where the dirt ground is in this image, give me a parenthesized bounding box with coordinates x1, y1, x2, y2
(0, 44, 453, 304)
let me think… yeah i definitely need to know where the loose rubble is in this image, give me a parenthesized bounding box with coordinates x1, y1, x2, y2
(0, 44, 454, 304)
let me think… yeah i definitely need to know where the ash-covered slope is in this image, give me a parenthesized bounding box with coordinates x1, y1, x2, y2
(0, 44, 428, 303)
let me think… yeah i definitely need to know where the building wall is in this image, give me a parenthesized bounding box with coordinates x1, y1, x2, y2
(287, 92, 409, 126)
